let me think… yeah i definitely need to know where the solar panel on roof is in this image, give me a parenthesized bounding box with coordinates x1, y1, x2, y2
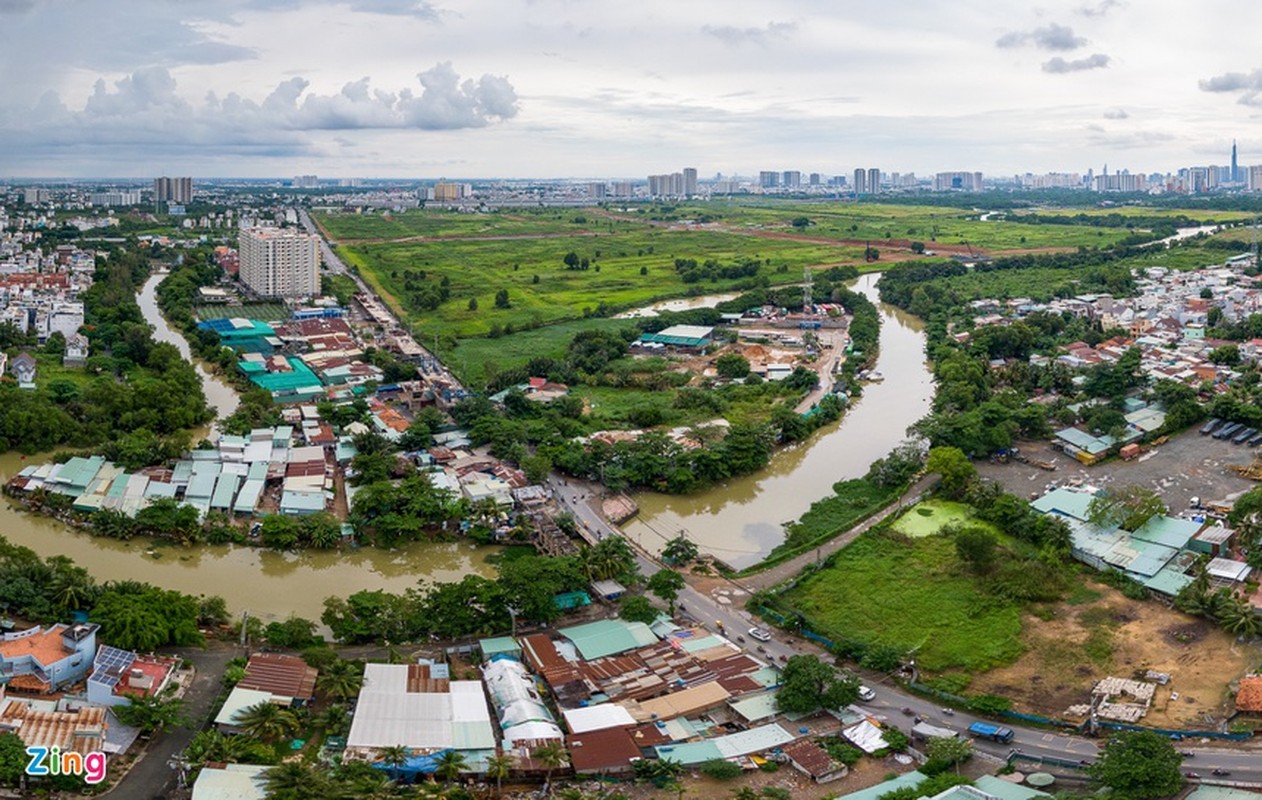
(90, 646, 136, 689)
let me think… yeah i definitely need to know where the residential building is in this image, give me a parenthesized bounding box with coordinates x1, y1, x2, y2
(867, 167, 881, 194)
(1249, 165, 1262, 192)
(292, 175, 319, 189)
(934, 171, 984, 191)
(190, 763, 269, 800)
(648, 173, 684, 197)
(22, 188, 51, 205)
(682, 167, 698, 196)
(0, 623, 99, 693)
(0, 695, 108, 757)
(63, 332, 89, 367)
(611, 181, 634, 198)
(235, 653, 318, 707)
(153, 177, 193, 204)
(89, 191, 141, 206)
(238, 226, 320, 298)
(9, 352, 35, 388)
(759, 171, 780, 189)
(809, 172, 821, 186)
(587, 182, 606, 199)
(782, 170, 801, 189)
(433, 182, 468, 202)
(853, 168, 867, 194)
(86, 646, 178, 707)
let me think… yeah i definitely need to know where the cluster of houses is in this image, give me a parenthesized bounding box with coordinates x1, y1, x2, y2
(0, 621, 180, 759)
(961, 258, 1262, 463)
(1032, 486, 1258, 606)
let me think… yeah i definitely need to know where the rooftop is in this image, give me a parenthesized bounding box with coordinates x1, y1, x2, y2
(236, 653, 318, 702)
(567, 727, 643, 774)
(191, 763, 270, 800)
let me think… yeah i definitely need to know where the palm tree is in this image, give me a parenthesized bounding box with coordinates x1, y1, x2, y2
(1220, 598, 1262, 638)
(434, 749, 467, 785)
(532, 742, 569, 790)
(263, 762, 329, 799)
(377, 744, 411, 783)
(484, 752, 514, 797)
(315, 704, 349, 737)
(318, 659, 364, 702)
(232, 700, 299, 742)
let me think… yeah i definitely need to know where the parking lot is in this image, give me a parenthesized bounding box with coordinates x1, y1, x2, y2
(975, 427, 1261, 513)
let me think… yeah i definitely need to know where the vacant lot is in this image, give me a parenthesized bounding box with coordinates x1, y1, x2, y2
(975, 428, 1258, 512)
(782, 527, 1024, 673)
(968, 580, 1262, 727)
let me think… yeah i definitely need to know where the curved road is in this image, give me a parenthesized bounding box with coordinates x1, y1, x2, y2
(548, 476, 1262, 785)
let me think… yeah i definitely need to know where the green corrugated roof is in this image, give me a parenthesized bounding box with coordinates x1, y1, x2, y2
(834, 771, 926, 800)
(974, 775, 1050, 800)
(1131, 515, 1201, 549)
(479, 637, 520, 657)
(559, 619, 659, 660)
(1030, 488, 1096, 521)
(653, 740, 722, 765)
(1184, 787, 1262, 800)
(1142, 563, 1195, 597)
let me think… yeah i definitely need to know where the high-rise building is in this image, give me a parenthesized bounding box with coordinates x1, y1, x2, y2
(612, 181, 634, 198)
(238, 227, 320, 298)
(89, 191, 141, 206)
(1249, 165, 1262, 192)
(1093, 173, 1147, 192)
(433, 182, 468, 202)
(782, 171, 801, 189)
(153, 177, 193, 204)
(292, 175, 319, 189)
(587, 182, 607, 199)
(1232, 141, 1240, 183)
(853, 168, 867, 194)
(867, 168, 881, 194)
(808, 173, 821, 186)
(759, 171, 780, 189)
(22, 188, 51, 205)
(682, 168, 698, 197)
(933, 171, 984, 191)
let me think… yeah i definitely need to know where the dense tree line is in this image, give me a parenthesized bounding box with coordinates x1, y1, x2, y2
(0, 247, 212, 454)
(321, 537, 641, 643)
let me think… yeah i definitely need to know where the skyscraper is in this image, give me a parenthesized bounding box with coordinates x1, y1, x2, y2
(1232, 140, 1239, 183)
(867, 168, 881, 194)
(782, 170, 801, 189)
(853, 168, 867, 194)
(239, 227, 320, 298)
(759, 171, 780, 189)
(682, 168, 698, 196)
(153, 176, 193, 204)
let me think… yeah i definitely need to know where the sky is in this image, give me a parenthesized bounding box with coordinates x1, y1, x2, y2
(2, 0, 1262, 179)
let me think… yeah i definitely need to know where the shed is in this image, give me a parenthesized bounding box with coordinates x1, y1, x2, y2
(214, 687, 279, 732)
(589, 580, 626, 602)
(567, 727, 642, 775)
(1206, 557, 1252, 584)
(562, 704, 637, 734)
(558, 619, 658, 660)
(782, 737, 847, 783)
(479, 637, 521, 659)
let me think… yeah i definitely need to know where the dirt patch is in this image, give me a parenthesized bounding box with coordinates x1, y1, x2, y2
(964, 580, 1262, 728)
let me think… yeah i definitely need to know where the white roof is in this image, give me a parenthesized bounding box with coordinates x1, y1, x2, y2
(346, 664, 495, 752)
(191, 764, 269, 800)
(843, 719, 890, 754)
(1207, 557, 1252, 582)
(562, 704, 637, 734)
(214, 687, 279, 728)
(503, 720, 564, 747)
(656, 324, 713, 339)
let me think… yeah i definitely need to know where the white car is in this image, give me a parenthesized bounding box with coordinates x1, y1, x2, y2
(748, 627, 772, 642)
(857, 685, 876, 701)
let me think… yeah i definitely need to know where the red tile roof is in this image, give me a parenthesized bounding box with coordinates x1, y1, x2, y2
(236, 653, 318, 701)
(567, 727, 643, 774)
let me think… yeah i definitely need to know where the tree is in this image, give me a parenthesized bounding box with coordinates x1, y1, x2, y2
(468, 297, 478, 311)
(434, 749, 467, 785)
(791, 217, 812, 229)
(700, 758, 744, 780)
(925, 446, 976, 498)
(317, 658, 364, 702)
(533, 742, 568, 789)
(647, 569, 686, 614)
(581, 535, 640, 584)
(232, 701, 300, 742)
(619, 595, 659, 624)
(1210, 344, 1241, 365)
(495, 288, 511, 308)
(1087, 731, 1184, 800)
(485, 753, 515, 797)
(661, 535, 699, 565)
(1087, 485, 1166, 532)
(113, 690, 185, 733)
(264, 762, 329, 800)
(714, 353, 751, 379)
(563, 251, 580, 269)
(0, 733, 27, 788)
(925, 736, 973, 771)
(775, 654, 859, 714)
(954, 526, 998, 573)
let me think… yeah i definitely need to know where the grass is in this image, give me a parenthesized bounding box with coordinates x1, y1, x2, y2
(782, 530, 1024, 672)
(337, 228, 860, 338)
(194, 302, 291, 321)
(891, 499, 983, 537)
(317, 207, 620, 241)
(748, 479, 904, 572)
(436, 317, 634, 386)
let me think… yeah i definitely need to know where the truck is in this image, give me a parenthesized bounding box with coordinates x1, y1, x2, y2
(912, 721, 959, 741)
(968, 721, 1015, 743)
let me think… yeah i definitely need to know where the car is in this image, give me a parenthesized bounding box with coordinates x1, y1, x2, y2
(748, 627, 772, 642)
(857, 686, 876, 701)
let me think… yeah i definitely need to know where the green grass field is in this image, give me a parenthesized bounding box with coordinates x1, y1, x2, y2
(337, 229, 860, 338)
(435, 317, 634, 386)
(782, 530, 1024, 672)
(317, 208, 624, 241)
(193, 303, 290, 321)
(891, 499, 983, 538)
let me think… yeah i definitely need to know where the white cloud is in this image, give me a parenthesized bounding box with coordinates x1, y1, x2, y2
(1102, 107, 1128, 119)
(996, 23, 1087, 51)
(1042, 53, 1110, 73)
(701, 21, 797, 46)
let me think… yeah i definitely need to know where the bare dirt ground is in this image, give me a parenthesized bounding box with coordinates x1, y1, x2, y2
(966, 580, 1262, 728)
(974, 429, 1259, 512)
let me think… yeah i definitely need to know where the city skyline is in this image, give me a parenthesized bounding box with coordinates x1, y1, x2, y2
(2, 1, 1262, 178)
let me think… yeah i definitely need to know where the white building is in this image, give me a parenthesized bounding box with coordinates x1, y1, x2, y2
(238, 227, 320, 298)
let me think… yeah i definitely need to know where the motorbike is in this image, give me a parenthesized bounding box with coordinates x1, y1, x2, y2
(901, 707, 914, 716)
(941, 707, 955, 716)
(1212, 770, 1231, 777)
(736, 636, 745, 643)
(1185, 772, 1200, 779)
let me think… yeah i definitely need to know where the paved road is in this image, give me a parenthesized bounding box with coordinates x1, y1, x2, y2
(104, 645, 239, 799)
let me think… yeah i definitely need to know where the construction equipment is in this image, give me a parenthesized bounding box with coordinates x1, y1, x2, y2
(1229, 453, 1262, 481)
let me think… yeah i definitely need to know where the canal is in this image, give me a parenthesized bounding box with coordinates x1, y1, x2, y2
(622, 273, 934, 569)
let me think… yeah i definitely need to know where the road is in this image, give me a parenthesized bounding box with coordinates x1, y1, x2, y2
(547, 474, 1262, 786)
(103, 644, 239, 799)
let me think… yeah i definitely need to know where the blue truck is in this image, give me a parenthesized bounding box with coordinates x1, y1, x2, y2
(968, 721, 1015, 743)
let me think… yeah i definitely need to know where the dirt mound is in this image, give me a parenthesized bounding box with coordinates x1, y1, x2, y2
(740, 344, 770, 360)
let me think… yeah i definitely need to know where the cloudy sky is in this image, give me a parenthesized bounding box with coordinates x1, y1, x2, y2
(2, 0, 1261, 179)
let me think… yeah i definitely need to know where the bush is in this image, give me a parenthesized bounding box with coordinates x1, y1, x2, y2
(967, 694, 1012, 715)
(757, 761, 779, 773)
(699, 759, 744, 780)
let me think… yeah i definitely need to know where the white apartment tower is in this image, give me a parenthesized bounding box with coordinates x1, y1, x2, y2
(239, 227, 320, 298)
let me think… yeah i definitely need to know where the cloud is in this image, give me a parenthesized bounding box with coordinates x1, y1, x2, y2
(701, 21, 796, 46)
(347, 0, 443, 20)
(1102, 108, 1128, 119)
(0, 62, 519, 160)
(1042, 53, 1110, 73)
(996, 23, 1087, 51)
(1077, 0, 1122, 17)
(1197, 69, 1262, 105)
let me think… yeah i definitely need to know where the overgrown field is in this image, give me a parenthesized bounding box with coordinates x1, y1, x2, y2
(782, 527, 1024, 673)
(336, 229, 860, 337)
